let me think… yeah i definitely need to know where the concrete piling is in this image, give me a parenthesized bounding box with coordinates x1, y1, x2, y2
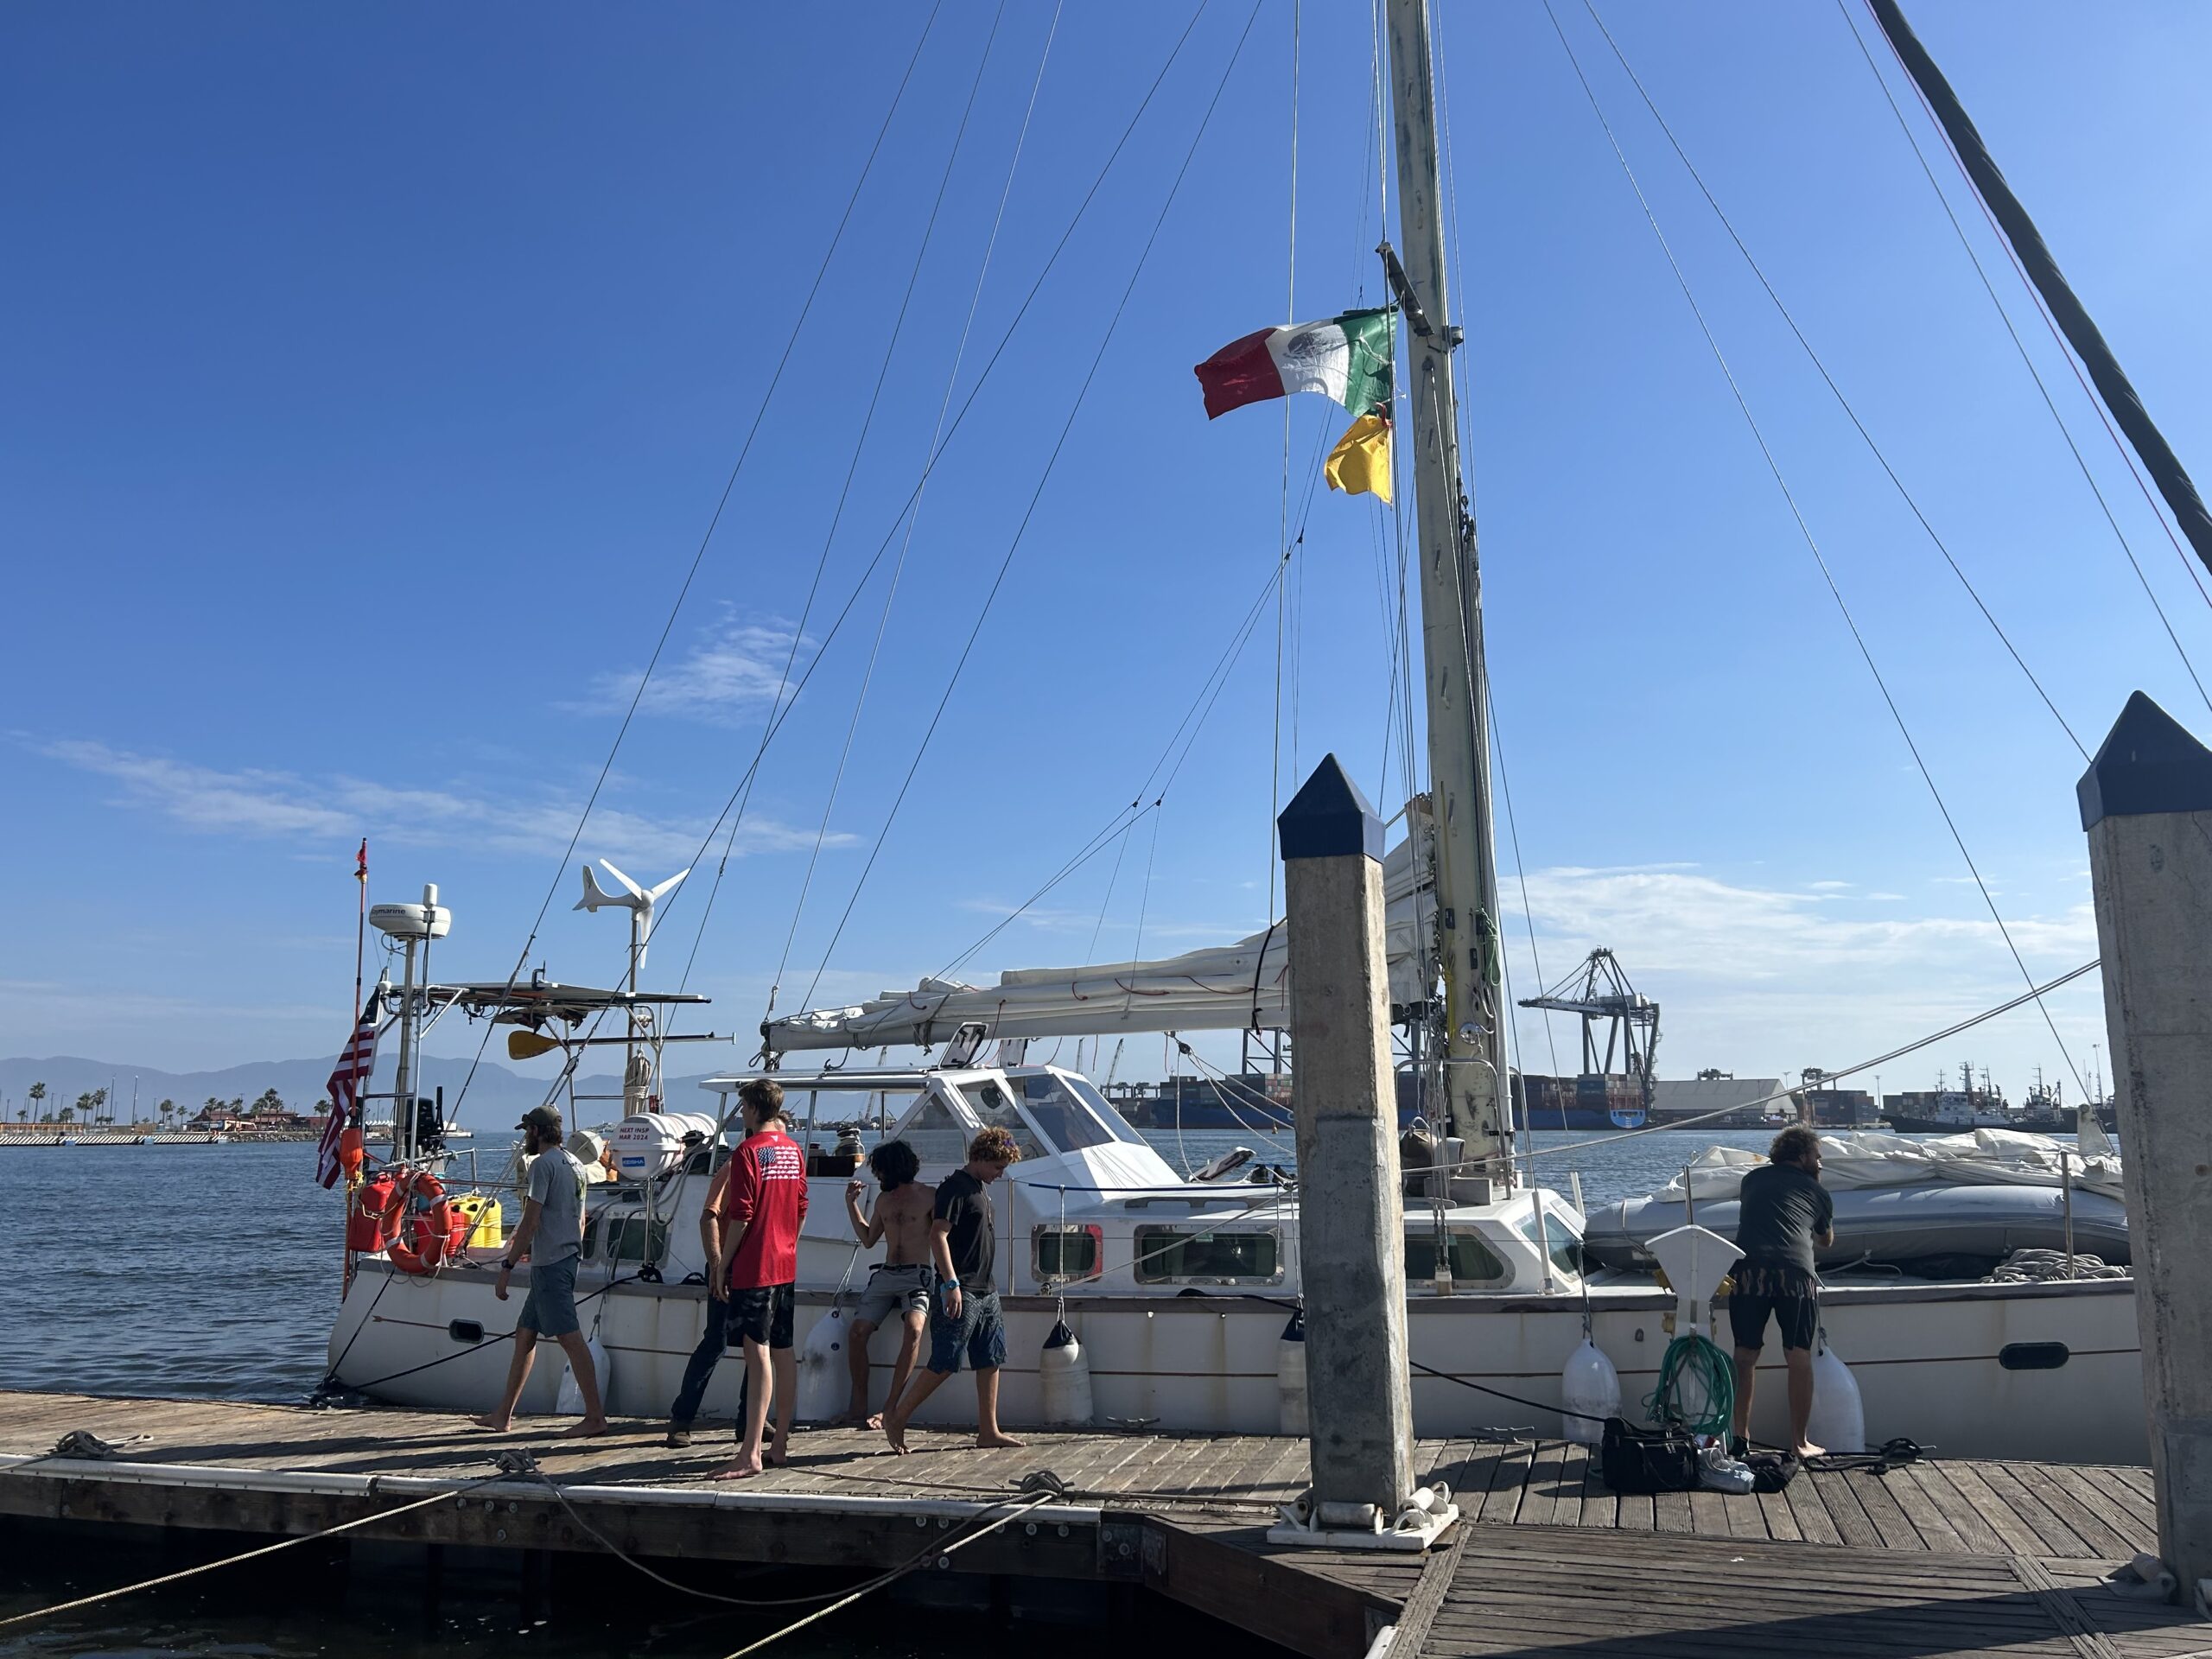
(2081, 691, 2212, 1601)
(1274, 754, 1420, 1535)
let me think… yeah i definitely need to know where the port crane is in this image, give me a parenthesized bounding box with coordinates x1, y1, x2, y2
(1517, 949, 1661, 1109)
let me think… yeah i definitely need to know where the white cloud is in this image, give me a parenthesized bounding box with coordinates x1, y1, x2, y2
(1500, 863, 2103, 1085)
(575, 611, 808, 723)
(37, 739, 850, 868)
(1511, 864, 2094, 984)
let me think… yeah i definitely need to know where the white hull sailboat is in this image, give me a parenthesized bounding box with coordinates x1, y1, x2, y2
(327, 0, 2161, 1465)
(327, 1058, 2145, 1463)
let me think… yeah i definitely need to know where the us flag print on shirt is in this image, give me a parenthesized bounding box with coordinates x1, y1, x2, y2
(756, 1141, 804, 1182)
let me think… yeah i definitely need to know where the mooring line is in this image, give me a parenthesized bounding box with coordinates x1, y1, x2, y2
(0, 1468, 507, 1631)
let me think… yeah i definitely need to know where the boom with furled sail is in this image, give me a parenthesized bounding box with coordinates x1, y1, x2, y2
(762, 808, 1434, 1054)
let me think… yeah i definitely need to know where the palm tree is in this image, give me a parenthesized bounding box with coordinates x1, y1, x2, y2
(159, 1099, 175, 1130)
(28, 1081, 45, 1121)
(89, 1086, 109, 1126)
(58, 1105, 74, 1123)
(252, 1086, 284, 1116)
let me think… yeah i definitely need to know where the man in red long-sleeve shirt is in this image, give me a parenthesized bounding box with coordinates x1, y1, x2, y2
(710, 1078, 808, 1479)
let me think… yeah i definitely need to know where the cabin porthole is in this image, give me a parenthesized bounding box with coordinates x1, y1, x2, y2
(1998, 1342, 2069, 1371)
(448, 1319, 485, 1344)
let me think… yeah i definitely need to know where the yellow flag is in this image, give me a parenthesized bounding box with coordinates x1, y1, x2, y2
(1325, 411, 1392, 503)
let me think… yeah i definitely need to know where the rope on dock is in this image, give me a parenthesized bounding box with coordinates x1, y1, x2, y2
(488, 1448, 1057, 1618)
(0, 1468, 509, 1633)
(716, 1488, 1060, 1659)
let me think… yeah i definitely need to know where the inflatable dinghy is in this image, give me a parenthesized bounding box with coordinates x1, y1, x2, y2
(1583, 1181, 2129, 1276)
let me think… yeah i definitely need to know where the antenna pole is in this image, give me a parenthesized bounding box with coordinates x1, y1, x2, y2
(1385, 0, 1510, 1184)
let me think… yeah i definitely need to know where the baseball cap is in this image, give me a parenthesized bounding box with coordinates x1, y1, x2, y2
(518, 1105, 563, 1139)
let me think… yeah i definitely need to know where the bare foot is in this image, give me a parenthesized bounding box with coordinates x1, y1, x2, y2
(764, 1446, 790, 1468)
(883, 1418, 910, 1455)
(470, 1414, 513, 1433)
(561, 1417, 612, 1439)
(711, 1457, 765, 1480)
(976, 1432, 1026, 1449)
(863, 1412, 885, 1431)
(1795, 1440, 1826, 1460)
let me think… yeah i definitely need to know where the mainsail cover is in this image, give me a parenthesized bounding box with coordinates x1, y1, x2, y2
(764, 808, 1434, 1054)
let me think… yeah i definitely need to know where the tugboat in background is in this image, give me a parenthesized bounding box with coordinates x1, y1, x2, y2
(1880, 1062, 2012, 1133)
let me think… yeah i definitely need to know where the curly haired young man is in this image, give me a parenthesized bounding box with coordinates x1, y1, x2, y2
(881, 1125, 1024, 1453)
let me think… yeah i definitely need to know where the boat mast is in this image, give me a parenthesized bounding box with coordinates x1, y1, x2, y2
(1384, 0, 1511, 1184)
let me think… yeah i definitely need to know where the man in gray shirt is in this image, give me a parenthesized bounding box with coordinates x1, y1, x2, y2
(472, 1106, 607, 1436)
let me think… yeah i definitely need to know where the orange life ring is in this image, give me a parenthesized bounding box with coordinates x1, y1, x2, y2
(385, 1172, 454, 1274)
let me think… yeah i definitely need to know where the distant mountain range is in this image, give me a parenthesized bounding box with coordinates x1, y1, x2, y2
(0, 1053, 735, 1127)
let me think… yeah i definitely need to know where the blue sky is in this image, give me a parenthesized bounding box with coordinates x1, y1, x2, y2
(7, 1, 2211, 1113)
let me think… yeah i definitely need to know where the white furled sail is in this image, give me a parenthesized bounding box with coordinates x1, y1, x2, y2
(763, 805, 1433, 1055)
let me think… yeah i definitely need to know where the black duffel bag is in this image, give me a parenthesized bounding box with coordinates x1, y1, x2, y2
(1599, 1416, 1700, 1494)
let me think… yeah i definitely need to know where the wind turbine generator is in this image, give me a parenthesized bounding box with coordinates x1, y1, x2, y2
(575, 860, 690, 1113)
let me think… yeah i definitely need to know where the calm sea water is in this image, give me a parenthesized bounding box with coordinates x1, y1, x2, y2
(0, 1122, 1992, 1657)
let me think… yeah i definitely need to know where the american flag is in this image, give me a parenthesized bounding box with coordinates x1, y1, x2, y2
(317, 988, 381, 1188)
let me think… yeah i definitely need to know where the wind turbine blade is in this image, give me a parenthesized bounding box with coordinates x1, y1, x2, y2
(597, 859, 645, 899)
(575, 866, 606, 912)
(646, 868, 691, 902)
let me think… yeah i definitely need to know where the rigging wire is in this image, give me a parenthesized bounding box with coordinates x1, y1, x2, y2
(1837, 0, 2212, 709)
(755, 0, 1065, 1014)
(594, 0, 1223, 1007)
(441, 5, 945, 1116)
(677, 2, 1011, 1004)
(1487, 684, 1562, 1080)
(793, 0, 1272, 1018)
(1269, 0, 1300, 929)
(1580, 0, 2089, 760)
(1541, 1, 2089, 1102)
(1433, 0, 1545, 1126)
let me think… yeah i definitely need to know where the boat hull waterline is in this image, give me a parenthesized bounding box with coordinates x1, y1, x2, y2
(329, 1258, 2144, 1465)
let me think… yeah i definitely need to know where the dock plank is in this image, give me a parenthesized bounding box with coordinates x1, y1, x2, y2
(1942, 1460, 2065, 1558)
(1475, 1441, 1534, 1526)
(10, 1392, 2212, 1659)
(1845, 1468, 1929, 1552)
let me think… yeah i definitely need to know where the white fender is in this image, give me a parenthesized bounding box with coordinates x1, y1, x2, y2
(1808, 1335, 1866, 1454)
(795, 1306, 851, 1423)
(1560, 1337, 1620, 1446)
(1039, 1319, 1095, 1427)
(1276, 1311, 1309, 1437)
(556, 1335, 608, 1415)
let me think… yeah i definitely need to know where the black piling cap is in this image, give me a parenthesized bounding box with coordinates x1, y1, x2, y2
(2078, 691, 2212, 829)
(1278, 753, 1384, 863)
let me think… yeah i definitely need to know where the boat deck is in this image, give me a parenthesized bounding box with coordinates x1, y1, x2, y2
(0, 1391, 2203, 1658)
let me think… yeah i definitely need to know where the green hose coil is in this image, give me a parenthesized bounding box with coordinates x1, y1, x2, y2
(1643, 1331, 1735, 1440)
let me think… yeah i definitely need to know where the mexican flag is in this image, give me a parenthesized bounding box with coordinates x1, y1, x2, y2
(1193, 307, 1395, 421)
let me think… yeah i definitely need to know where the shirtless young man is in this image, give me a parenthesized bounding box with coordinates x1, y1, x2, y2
(837, 1139, 934, 1428)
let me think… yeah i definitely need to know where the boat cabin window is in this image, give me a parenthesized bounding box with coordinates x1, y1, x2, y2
(584, 1214, 669, 1264)
(896, 1092, 973, 1166)
(684, 1146, 734, 1178)
(1133, 1225, 1282, 1285)
(1403, 1227, 1508, 1286)
(1511, 1210, 1584, 1278)
(1032, 1224, 1103, 1283)
(957, 1081, 1049, 1161)
(1019, 1073, 1137, 1150)
(788, 1086, 918, 1138)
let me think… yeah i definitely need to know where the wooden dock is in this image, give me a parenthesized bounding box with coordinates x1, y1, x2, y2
(1, 1390, 2205, 1658)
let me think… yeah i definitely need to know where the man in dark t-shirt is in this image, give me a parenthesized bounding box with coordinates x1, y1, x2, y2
(882, 1126, 1023, 1454)
(1728, 1124, 1835, 1458)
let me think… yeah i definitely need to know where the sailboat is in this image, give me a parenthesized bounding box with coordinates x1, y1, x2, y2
(327, 0, 2158, 1463)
